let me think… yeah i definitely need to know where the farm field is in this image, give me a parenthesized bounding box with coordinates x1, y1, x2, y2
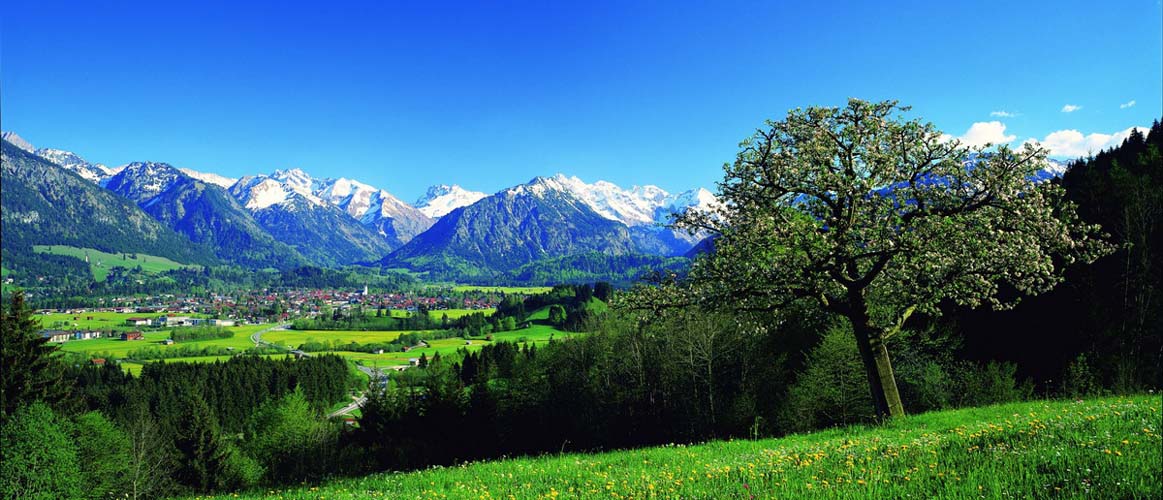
(201, 395, 1162, 500)
(57, 323, 271, 360)
(33, 244, 197, 281)
(36, 310, 211, 332)
(262, 329, 422, 348)
(120, 354, 294, 376)
(317, 328, 579, 372)
(427, 308, 496, 320)
(452, 285, 553, 294)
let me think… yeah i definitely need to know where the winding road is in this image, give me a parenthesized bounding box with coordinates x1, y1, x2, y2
(251, 324, 392, 418)
(328, 396, 367, 418)
(250, 323, 292, 347)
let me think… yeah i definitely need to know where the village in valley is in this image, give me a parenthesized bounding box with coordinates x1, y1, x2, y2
(35, 286, 503, 343)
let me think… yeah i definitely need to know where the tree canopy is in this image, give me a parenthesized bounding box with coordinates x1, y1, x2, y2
(638, 99, 1111, 418)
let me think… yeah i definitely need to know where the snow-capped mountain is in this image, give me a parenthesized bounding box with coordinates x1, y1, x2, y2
(227, 171, 396, 264)
(102, 161, 308, 269)
(414, 184, 488, 218)
(317, 177, 379, 216)
(1044, 158, 1068, 177)
(385, 175, 636, 274)
(179, 168, 237, 188)
(538, 173, 721, 228)
(229, 169, 333, 210)
(0, 132, 120, 183)
(35, 148, 117, 183)
(315, 176, 434, 243)
(103, 162, 188, 205)
(230, 169, 432, 247)
(231, 176, 294, 210)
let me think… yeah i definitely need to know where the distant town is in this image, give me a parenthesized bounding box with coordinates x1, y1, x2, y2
(36, 287, 501, 341)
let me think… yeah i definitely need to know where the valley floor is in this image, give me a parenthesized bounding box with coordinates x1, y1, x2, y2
(192, 395, 1161, 499)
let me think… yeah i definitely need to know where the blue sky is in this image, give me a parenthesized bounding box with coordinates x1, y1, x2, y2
(2, 0, 1160, 201)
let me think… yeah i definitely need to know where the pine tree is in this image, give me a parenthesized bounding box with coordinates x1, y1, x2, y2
(174, 396, 230, 492)
(1, 291, 72, 418)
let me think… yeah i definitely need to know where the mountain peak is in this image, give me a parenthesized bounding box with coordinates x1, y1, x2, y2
(178, 168, 238, 188)
(1, 131, 35, 152)
(104, 161, 191, 206)
(416, 184, 487, 218)
(33, 147, 115, 183)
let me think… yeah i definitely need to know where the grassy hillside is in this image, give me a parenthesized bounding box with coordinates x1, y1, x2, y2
(196, 395, 1160, 499)
(33, 245, 196, 281)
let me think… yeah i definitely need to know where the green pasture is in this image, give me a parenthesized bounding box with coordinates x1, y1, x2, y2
(427, 308, 496, 320)
(56, 323, 271, 360)
(262, 329, 422, 348)
(318, 329, 575, 370)
(120, 354, 294, 376)
(33, 245, 197, 281)
(355, 308, 496, 321)
(452, 285, 553, 294)
(35, 311, 209, 332)
(200, 395, 1162, 499)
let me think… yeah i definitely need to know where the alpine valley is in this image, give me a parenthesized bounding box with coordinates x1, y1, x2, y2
(1, 132, 728, 285)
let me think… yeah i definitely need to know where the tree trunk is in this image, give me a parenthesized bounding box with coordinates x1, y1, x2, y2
(848, 296, 906, 420)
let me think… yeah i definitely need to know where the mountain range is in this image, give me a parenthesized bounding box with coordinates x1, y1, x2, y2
(1, 139, 218, 278)
(0, 132, 728, 281)
(0, 131, 1069, 283)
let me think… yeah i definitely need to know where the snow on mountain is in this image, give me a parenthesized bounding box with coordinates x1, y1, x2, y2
(35, 148, 115, 183)
(230, 176, 293, 210)
(357, 189, 417, 223)
(414, 184, 488, 218)
(491, 174, 720, 255)
(316, 177, 380, 217)
(230, 169, 328, 210)
(1042, 158, 1068, 177)
(508, 173, 720, 228)
(270, 168, 324, 198)
(103, 162, 187, 205)
(1, 131, 35, 152)
(179, 168, 237, 188)
(657, 187, 721, 221)
(228, 169, 433, 243)
(308, 176, 427, 225)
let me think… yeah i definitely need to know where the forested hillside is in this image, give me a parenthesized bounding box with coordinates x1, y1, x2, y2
(1, 140, 218, 283)
(953, 120, 1162, 392)
(104, 163, 308, 270)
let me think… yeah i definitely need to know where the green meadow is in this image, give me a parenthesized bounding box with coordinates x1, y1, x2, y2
(451, 285, 554, 294)
(199, 395, 1161, 499)
(428, 308, 496, 320)
(53, 307, 577, 375)
(33, 244, 197, 281)
(262, 329, 417, 348)
(37, 310, 209, 331)
(354, 308, 495, 321)
(57, 323, 270, 360)
(120, 355, 295, 374)
(311, 329, 576, 372)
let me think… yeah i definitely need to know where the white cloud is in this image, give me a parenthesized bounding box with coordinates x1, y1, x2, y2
(1120, 100, 1136, 109)
(944, 121, 1016, 147)
(990, 110, 1017, 118)
(1022, 126, 1149, 158)
(1061, 104, 1082, 113)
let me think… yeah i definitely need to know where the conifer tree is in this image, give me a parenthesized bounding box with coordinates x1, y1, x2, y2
(174, 396, 230, 492)
(1, 291, 72, 418)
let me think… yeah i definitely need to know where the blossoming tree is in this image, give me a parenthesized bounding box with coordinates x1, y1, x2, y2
(658, 99, 1110, 419)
